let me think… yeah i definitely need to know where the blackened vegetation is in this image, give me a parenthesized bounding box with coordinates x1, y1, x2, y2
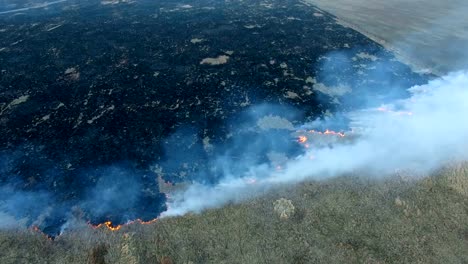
(0, 0, 427, 235)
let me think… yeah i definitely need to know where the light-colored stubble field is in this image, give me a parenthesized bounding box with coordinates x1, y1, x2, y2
(306, 0, 468, 75)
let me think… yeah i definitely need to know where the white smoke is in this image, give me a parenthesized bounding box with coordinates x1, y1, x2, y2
(162, 71, 468, 217)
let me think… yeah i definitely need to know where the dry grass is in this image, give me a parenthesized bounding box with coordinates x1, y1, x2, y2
(438, 161, 468, 196)
(1, 163, 468, 263)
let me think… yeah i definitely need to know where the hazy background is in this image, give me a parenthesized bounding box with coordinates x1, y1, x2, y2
(305, 0, 468, 75)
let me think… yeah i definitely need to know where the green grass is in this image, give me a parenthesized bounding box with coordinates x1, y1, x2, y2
(1, 165, 468, 264)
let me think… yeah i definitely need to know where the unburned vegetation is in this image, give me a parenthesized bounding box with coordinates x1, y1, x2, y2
(1, 163, 468, 264)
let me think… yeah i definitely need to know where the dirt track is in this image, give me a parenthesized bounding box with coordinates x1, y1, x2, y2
(305, 0, 468, 75)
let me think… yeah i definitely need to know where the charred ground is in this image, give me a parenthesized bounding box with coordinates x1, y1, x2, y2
(0, 0, 427, 235)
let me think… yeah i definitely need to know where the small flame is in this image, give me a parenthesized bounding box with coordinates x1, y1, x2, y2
(91, 218, 158, 231)
(297, 135, 308, 143)
(323, 129, 346, 137)
(31, 225, 53, 240)
(102, 221, 122, 231)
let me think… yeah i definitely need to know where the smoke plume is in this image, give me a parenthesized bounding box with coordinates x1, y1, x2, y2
(163, 71, 468, 216)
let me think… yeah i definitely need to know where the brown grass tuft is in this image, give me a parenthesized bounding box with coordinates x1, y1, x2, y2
(89, 243, 108, 264)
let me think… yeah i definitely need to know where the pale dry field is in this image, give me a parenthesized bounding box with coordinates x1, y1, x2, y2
(305, 0, 468, 75)
(2, 165, 468, 263)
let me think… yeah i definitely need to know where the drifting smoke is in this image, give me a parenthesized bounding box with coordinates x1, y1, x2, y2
(163, 71, 468, 216)
(0, 185, 51, 229)
(0, 160, 166, 235)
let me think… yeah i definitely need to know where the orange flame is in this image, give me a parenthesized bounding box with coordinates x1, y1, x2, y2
(323, 129, 346, 137)
(297, 135, 308, 143)
(91, 218, 158, 231)
(31, 225, 53, 240)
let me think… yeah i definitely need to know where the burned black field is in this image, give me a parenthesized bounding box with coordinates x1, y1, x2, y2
(0, 0, 428, 236)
